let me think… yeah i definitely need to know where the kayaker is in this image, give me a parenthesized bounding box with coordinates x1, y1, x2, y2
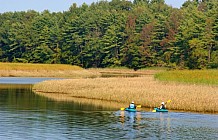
(159, 102, 166, 109)
(129, 101, 136, 109)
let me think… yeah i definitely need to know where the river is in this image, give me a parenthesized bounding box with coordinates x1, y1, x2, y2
(0, 78, 217, 139)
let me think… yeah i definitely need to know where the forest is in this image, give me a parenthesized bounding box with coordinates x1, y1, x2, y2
(0, 0, 217, 70)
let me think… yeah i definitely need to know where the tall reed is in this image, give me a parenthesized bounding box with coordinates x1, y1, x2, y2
(33, 76, 218, 113)
(0, 62, 82, 70)
(0, 62, 100, 78)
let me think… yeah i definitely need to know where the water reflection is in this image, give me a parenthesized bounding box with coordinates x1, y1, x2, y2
(116, 110, 218, 139)
(0, 83, 218, 139)
(0, 85, 120, 139)
(119, 111, 141, 124)
(157, 112, 172, 139)
(119, 111, 170, 139)
(118, 111, 143, 139)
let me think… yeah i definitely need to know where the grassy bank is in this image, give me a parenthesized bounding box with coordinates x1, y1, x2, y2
(155, 70, 218, 85)
(0, 62, 82, 70)
(88, 68, 159, 77)
(2, 62, 217, 113)
(33, 76, 218, 113)
(0, 62, 100, 78)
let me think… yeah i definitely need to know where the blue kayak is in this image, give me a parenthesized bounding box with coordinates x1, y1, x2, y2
(125, 108, 137, 112)
(154, 108, 168, 112)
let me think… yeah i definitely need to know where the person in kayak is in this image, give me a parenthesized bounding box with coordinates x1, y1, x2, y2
(129, 101, 136, 109)
(159, 102, 166, 109)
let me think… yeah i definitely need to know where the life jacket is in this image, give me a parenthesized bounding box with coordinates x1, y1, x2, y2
(129, 103, 135, 109)
(161, 104, 166, 109)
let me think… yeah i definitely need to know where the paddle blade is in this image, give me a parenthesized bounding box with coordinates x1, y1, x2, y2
(137, 105, 141, 108)
(152, 110, 156, 112)
(120, 108, 125, 111)
(167, 100, 172, 103)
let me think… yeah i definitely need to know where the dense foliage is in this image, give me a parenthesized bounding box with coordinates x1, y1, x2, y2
(0, 0, 217, 69)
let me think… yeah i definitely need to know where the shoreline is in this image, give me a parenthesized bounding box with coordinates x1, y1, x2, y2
(33, 76, 218, 114)
(34, 90, 218, 115)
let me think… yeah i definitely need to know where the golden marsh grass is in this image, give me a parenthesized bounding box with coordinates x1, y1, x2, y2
(0, 62, 82, 70)
(88, 68, 159, 77)
(33, 76, 218, 113)
(0, 63, 100, 78)
(1, 63, 217, 113)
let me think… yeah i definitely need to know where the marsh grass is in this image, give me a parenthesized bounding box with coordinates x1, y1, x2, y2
(0, 62, 82, 70)
(0, 63, 100, 78)
(88, 68, 159, 77)
(155, 70, 218, 85)
(2, 62, 217, 113)
(33, 76, 218, 113)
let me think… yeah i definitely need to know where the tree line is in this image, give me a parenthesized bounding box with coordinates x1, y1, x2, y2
(0, 0, 217, 69)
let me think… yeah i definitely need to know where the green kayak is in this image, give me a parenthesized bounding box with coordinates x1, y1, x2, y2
(154, 108, 168, 112)
(125, 108, 137, 112)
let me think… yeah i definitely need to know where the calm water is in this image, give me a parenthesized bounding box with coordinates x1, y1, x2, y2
(0, 77, 61, 84)
(0, 78, 217, 140)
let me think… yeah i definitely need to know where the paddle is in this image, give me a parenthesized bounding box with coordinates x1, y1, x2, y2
(120, 107, 125, 110)
(152, 100, 171, 112)
(120, 104, 141, 111)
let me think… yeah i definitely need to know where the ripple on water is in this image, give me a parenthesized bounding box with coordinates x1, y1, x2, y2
(0, 84, 218, 140)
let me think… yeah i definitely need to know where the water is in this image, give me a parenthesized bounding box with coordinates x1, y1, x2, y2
(0, 77, 61, 84)
(0, 78, 217, 140)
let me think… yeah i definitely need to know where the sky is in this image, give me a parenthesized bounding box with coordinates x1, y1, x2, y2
(0, 0, 187, 13)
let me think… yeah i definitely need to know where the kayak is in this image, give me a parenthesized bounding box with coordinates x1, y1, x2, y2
(125, 108, 137, 112)
(154, 108, 168, 112)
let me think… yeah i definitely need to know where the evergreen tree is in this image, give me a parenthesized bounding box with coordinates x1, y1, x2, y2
(0, 0, 217, 69)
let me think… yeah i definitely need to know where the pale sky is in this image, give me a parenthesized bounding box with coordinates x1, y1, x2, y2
(0, 0, 187, 13)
